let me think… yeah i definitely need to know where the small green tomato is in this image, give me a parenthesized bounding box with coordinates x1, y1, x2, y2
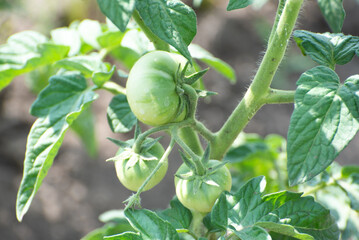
(174, 160, 232, 213)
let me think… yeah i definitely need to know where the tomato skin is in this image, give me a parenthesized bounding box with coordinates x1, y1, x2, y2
(174, 160, 232, 213)
(115, 141, 168, 192)
(126, 51, 189, 126)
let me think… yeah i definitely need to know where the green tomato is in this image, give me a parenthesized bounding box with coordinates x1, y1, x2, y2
(126, 51, 192, 126)
(115, 141, 168, 192)
(174, 160, 232, 213)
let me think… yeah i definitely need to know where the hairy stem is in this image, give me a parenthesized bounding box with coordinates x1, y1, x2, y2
(178, 127, 203, 155)
(132, 10, 170, 52)
(190, 210, 207, 238)
(264, 88, 295, 104)
(211, 0, 303, 160)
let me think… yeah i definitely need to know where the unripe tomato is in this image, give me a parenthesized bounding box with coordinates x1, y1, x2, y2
(115, 140, 168, 192)
(174, 160, 232, 213)
(126, 51, 191, 126)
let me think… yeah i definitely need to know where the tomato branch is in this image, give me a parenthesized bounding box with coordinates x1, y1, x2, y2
(263, 88, 295, 104)
(211, 0, 303, 160)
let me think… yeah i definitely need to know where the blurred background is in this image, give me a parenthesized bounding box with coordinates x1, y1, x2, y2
(1, 0, 359, 239)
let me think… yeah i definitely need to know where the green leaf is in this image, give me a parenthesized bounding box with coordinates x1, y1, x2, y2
(107, 94, 137, 133)
(317, 0, 345, 33)
(97, 0, 135, 32)
(71, 106, 97, 157)
(227, 0, 253, 11)
(0, 31, 69, 91)
(210, 193, 228, 230)
(342, 165, 359, 178)
(124, 209, 179, 240)
(82, 224, 135, 240)
(287, 66, 359, 185)
(16, 74, 98, 221)
(189, 44, 236, 83)
(233, 226, 270, 240)
(293, 30, 359, 68)
(136, 0, 197, 61)
(51, 27, 82, 56)
(97, 30, 126, 49)
(224, 141, 269, 163)
(157, 197, 192, 230)
(104, 232, 142, 240)
(78, 19, 103, 49)
(55, 55, 115, 86)
(211, 176, 339, 239)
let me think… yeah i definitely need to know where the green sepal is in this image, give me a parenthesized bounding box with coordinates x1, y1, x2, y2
(179, 151, 197, 172)
(184, 68, 209, 85)
(107, 137, 132, 149)
(201, 145, 211, 166)
(140, 137, 162, 153)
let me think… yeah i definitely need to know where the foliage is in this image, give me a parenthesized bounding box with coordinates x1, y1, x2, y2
(1, 0, 359, 239)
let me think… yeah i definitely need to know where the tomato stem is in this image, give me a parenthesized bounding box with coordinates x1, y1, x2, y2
(132, 10, 170, 52)
(211, 0, 303, 160)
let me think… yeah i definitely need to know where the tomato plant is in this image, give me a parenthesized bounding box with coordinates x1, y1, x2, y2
(1, 0, 359, 239)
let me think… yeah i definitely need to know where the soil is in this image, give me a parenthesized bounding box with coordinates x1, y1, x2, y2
(1, 0, 359, 239)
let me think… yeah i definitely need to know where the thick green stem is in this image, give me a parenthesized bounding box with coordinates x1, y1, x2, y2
(211, 0, 303, 160)
(132, 10, 170, 52)
(268, 0, 287, 45)
(194, 120, 215, 142)
(264, 88, 295, 104)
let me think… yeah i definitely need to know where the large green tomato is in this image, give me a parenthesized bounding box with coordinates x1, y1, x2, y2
(115, 140, 168, 192)
(126, 51, 191, 126)
(174, 160, 232, 213)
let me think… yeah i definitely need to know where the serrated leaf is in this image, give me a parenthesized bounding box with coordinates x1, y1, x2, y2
(51, 27, 81, 56)
(16, 74, 98, 221)
(287, 66, 359, 185)
(107, 94, 137, 133)
(227, 0, 253, 11)
(210, 176, 339, 239)
(293, 30, 359, 68)
(71, 106, 97, 157)
(0, 31, 69, 91)
(55, 55, 115, 86)
(97, 0, 135, 32)
(189, 44, 236, 83)
(124, 209, 179, 240)
(78, 19, 103, 49)
(104, 232, 142, 240)
(82, 223, 134, 240)
(317, 0, 345, 33)
(136, 0, 196, 62)
(157, 197, 192, 230)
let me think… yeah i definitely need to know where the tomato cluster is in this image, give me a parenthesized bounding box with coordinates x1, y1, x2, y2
(115, 51, 232, 213)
